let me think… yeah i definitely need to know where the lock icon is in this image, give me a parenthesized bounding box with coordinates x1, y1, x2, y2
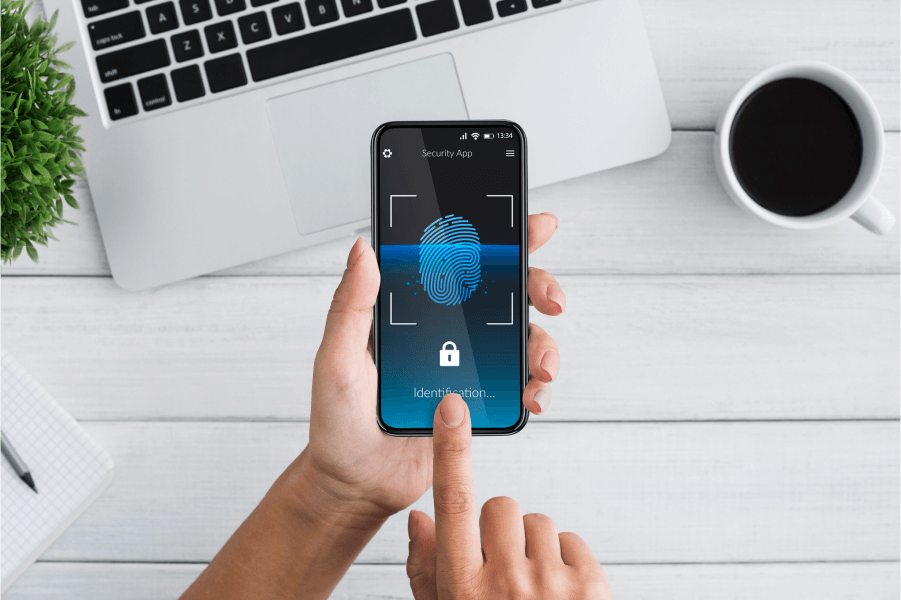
(440, 341, 460, 367)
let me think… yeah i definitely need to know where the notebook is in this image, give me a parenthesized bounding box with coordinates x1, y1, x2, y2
(1, 351, 114, 592)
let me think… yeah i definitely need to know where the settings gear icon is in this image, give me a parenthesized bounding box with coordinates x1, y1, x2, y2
(382, 149, 392, 158)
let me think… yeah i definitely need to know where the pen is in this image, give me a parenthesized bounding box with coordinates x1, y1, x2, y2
(1, 430, 37, 493)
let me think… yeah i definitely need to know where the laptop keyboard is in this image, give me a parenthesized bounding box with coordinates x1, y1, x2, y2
(81, 0, 564, 122)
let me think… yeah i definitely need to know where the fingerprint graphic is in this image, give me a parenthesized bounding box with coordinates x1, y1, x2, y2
(419, 215, 481, 306)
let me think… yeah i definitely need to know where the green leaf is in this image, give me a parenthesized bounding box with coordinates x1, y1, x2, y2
(32, 161, 50, 178)
(1, 0, 85, 263)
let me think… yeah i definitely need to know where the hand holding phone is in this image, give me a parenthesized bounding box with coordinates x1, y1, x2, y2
(406, 394, 610, 600)
(304, 205, 564, 519)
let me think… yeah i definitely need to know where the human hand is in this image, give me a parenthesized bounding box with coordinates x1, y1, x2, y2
(301, 213, 565, 521)
(406, 394, 610, 600)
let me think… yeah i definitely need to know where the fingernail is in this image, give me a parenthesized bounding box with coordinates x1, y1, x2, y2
(540, 349, 559, 381)
(408, 511, 419, 541)
(533, 387, 552, 414)
(439, 396, 465, 428)
(547, 282, 566, 313)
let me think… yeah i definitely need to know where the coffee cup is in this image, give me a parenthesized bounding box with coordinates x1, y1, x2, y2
(715, 61, 895, 235)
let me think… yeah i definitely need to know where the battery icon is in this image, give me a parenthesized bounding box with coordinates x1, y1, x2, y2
(482, 133, 495, 139)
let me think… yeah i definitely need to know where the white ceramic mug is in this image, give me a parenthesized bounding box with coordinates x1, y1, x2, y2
(714, 61, 895, 235)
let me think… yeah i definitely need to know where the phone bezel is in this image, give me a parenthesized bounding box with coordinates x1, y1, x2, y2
(371, 120, 529, 436)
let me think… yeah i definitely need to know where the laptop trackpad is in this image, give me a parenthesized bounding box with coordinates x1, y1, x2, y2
(267, 54, 468, 236)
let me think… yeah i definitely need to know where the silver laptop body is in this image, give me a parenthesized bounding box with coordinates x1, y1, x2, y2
(46, 0, 671, 289)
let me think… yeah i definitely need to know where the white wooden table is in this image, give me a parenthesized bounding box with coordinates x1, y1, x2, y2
(3, 1, 899, 597)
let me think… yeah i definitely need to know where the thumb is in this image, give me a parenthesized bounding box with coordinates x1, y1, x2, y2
(407, 510, 439, 600)
(320, 237, 379, 359)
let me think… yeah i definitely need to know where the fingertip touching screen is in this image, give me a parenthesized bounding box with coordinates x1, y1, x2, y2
(374, 123, 527, 434)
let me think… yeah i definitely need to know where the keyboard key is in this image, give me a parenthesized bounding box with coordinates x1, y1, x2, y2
(135, 0, 154, 4)
(458, 0, 490, 25)
(251, 0, 278, 5)
(214, 0, 246, 15)
(171, 65, 206, 101)
(247, 9, 415, 81)
(137, 73, 173, 111)
(147, 2, 179, 33)
(104, 82, 138, 120)
(306, 0, 338, 25)
(82, 0, 128, 18)
(376, 0, 404, 7)
(530, 0, 559, 6)
(88, 11, 145, 50)
(416, 0, 458, 36)
(171, 29, 204, 61)
(205, 21, 238, 52)
(496, 0, 525, 16)
(97, 39, 171, 83)
(272, 3, 303, 34)
(238, 12, 271, 43)
(180, 0, 213, 23)
(341, 0, 372, 17)
(205, 54, 247, 92)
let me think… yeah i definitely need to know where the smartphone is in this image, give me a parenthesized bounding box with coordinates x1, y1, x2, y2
(372, 121, 528, 436)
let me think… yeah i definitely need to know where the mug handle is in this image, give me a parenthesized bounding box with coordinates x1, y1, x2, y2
(851, 196, 896, 235)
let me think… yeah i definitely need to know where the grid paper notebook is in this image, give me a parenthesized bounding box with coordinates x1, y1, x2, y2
(1, 351, 114, 592)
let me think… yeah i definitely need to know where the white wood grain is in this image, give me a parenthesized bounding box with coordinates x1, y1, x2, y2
(37, 421, 899, 563)
(644, 0, 900, 131)
(4, 2, 897, 592)
(2, 275, 896, 421)
(2, 133, 898, 277)
(6, 561, 900, 600)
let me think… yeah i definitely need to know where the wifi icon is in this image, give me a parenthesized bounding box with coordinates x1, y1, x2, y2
(471, 133, 480, 140)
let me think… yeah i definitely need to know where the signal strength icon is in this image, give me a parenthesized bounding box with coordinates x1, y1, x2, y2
(471, 133, 481, 140)
(459, 132, 467, 139)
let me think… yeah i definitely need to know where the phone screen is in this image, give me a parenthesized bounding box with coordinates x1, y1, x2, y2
(373, 122, 528, 435)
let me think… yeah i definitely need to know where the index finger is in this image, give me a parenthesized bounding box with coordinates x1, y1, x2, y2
(432, 394, 483, 582)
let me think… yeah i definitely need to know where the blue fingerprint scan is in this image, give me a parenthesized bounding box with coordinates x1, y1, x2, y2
(419, 215, 481, 306)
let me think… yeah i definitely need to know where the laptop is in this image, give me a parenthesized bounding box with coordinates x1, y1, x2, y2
(46, 0, 671, 290)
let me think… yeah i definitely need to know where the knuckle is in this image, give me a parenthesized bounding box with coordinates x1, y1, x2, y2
(441, 565, 482, 598)
(523, 512, 555, 528)
(490, 568, 530, 599)
(579, 572, 612, 600)
(559, 531, 585, 546)
(483, 495, 520, 514)
(408, 570, 436, 599)
(436, 437, 470, 459)
(434, 481, 475, 515)
(534, 567, 568, 597)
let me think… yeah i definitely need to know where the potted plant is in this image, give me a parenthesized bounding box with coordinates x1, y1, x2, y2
(1, 0, 85, 263)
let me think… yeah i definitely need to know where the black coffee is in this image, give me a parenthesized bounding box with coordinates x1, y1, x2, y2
(730, 77, 863, 217)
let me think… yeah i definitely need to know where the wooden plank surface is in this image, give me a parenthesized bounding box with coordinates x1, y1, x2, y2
(3, 132, 898, 277)
(2, 275, 896, 421)
(38, 421, 899, 563)
(4, 0, 898, 596)
(7, 562, 900, 600)
(644, 0, 900, 131)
